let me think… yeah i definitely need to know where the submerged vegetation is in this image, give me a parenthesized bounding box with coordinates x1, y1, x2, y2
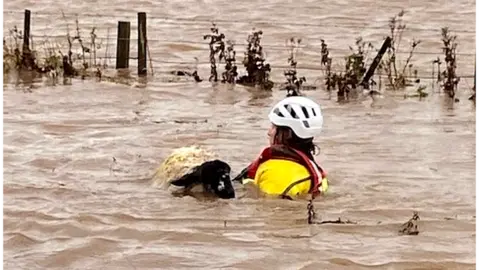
(320, 9, 428, 102)
(236, 29, 274, 90)
(203, 23, 225, 82)
(380, 10, 422, 90)
(201, 23, 252, 85)
(222, 40, 238, 84)
(282, 37, 306, 97)
(439, 27, 460, 99)
(4, 10, 474, 102)
(323, 37, 374, 101)
(316, 10, 473, 102)
(202, 25, 274, 90)
(4, 15, 144, 86)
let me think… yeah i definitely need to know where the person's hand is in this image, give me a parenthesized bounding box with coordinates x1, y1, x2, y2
(232, 165, 250, 182)
(319, 177, 329, 194)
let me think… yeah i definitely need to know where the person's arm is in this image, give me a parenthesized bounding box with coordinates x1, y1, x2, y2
(232, 165, 250, 182)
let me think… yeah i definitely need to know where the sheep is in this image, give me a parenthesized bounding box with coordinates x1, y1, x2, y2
(151, 145, 235, 199)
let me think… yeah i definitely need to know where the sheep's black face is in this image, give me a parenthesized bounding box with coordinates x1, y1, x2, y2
(170, 159, 235, 199)
(200, 160, 235, 199)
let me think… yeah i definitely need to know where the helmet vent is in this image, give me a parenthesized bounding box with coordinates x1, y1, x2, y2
(301, 107, 310, 118)
(302, 120, 310, 128)
(274, 108, 284, 117)
(284, 104, 299, 119)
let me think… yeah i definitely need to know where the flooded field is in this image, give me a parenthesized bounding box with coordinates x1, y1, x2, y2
(3, 0, 476, 269)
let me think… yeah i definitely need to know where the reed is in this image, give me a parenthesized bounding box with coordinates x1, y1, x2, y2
(381, 10, 422, 90)
(203, 23, 226, 82)
(439, 27, 460, 99)
(282, 37, 306, 97)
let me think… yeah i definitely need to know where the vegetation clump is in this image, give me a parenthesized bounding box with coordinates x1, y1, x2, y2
(221, 40, 238, 83)
(318, 10, 430, 102)
(282, 37, 306, 97)
(439, 27, 460, 98)
(323, 38, 374, 101)
(4, 26, 46, 75)
(201, 26, 274, 89)
(3, 16, 125, 86)
(380, 10, 421, 90)
(236, 29, 274, 90)
(0, 37, 9, 74)
(6, 10, 474, 101)
(203, 23, 226, 82)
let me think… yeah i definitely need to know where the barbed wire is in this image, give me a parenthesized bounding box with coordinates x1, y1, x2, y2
(4, 33, 476, 57)
(4, 9, 475, 66)
(3, 9, 475, 34)
(82, 56, 474, 79)
(5, 37, 474, 78)
(4, 10, 474, 80)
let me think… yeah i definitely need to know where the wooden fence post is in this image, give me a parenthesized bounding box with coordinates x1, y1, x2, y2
(137, 12, 147, 76)
(23, 9, 31, 53)
(360, 37, 392, 89)
(116, 21, 131, 69)
(360, 36, 392, 89)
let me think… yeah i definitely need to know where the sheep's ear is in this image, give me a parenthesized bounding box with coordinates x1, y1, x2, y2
(170, 166, 201, 187)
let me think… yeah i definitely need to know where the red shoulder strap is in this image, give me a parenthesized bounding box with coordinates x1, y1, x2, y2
(288, 148, 321, 194)
(246, 147, 272, 179)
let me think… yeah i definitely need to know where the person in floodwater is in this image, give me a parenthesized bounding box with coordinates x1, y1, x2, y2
(234, 96, 329, 199)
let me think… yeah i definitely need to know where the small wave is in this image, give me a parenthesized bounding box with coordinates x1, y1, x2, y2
(42, 123, 87, 134)
(166, 43, 202, 52)
(39, 237, 121, 269)
(4, 232, 42, 249)
(327, 258, 476, 269)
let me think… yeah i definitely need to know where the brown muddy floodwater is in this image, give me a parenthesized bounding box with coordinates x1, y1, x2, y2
(3, 0, 476, 269)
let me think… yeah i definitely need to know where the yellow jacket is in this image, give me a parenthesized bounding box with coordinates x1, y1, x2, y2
(243, 158, 329, 199)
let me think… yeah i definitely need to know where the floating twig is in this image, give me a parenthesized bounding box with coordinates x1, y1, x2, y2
(399, 211, 420, 235)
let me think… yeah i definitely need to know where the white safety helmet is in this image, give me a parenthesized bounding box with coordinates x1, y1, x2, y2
(268, 96, 324, 139)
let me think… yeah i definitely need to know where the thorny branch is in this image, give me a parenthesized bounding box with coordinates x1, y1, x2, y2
(381, 10, 421, 90)
(323, 37, 373, 101)
(203, 22, 225, 82)
(221, 40, 237, 83)
(440, 27, 460, 98)
(283, 37, 306, 97)
(236, 28, 274, 90)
